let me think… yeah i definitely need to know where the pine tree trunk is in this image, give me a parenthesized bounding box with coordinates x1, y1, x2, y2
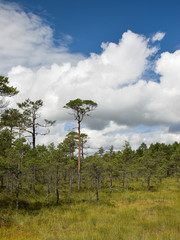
(56, 188, 59, 205)
(81, 142, 84, 163)
(32, 117, 36, 149)
(95, 178, 99, 201)
(78, 121, 81, 190)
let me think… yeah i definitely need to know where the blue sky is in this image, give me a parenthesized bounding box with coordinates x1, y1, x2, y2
(1, 0, 180, 151)
(5, 0, 180, 55)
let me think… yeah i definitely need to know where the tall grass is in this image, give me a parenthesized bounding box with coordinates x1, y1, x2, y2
(0, 178, 180, 240)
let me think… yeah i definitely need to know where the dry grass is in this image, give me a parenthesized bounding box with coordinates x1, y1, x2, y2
(0, 178, 180, 240)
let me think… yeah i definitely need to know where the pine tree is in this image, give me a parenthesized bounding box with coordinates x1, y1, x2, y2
(64, 98, 97, 190)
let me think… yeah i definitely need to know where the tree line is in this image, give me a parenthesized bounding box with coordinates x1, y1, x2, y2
(0, 75, 180, 209)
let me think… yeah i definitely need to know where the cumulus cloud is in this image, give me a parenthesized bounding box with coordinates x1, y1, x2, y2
(1, 1, 180, 150)
(8, 30, 158, 124)
(9, 42, 180, 129)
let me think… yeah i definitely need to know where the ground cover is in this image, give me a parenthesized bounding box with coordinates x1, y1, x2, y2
(0, 178, 180, 240)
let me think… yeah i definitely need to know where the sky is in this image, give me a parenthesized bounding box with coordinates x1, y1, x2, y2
(1, 0, 180, 153)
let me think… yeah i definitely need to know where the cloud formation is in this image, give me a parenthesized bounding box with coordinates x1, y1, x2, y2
(9, 30, 158, 124)
(1, 1, 180, 151)
(152, 32, 166, 42)
(0, 1, 83, 74)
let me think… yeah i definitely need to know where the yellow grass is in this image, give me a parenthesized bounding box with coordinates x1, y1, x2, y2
(0, 178, 180, 240)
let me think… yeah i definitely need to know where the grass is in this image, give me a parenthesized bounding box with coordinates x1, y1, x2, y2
(0, 178, 180, 240)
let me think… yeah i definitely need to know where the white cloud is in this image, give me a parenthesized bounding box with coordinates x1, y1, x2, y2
(0, 1, 84, 74)
(8, 30, 158, 125)
(8, 45, 180, 150)
(152, 32, 165, 42)
(82, 124, 180, 154)
(1, 1, 180, 151)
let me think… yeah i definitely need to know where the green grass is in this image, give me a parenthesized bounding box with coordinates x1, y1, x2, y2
(0, 178, 180, 240)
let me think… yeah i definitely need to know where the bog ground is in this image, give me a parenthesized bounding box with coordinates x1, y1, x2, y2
(0, 178, 180, 240)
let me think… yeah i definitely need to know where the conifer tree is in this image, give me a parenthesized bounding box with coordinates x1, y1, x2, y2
(121, 141, 134, 190)
(0, 76, 18, 109)
(85, 155, 104, 201)
(17, 99, 55, 149)
(64, 98, 97, 190)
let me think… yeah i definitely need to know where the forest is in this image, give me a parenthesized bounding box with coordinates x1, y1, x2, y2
(0, 75, 180, 240)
